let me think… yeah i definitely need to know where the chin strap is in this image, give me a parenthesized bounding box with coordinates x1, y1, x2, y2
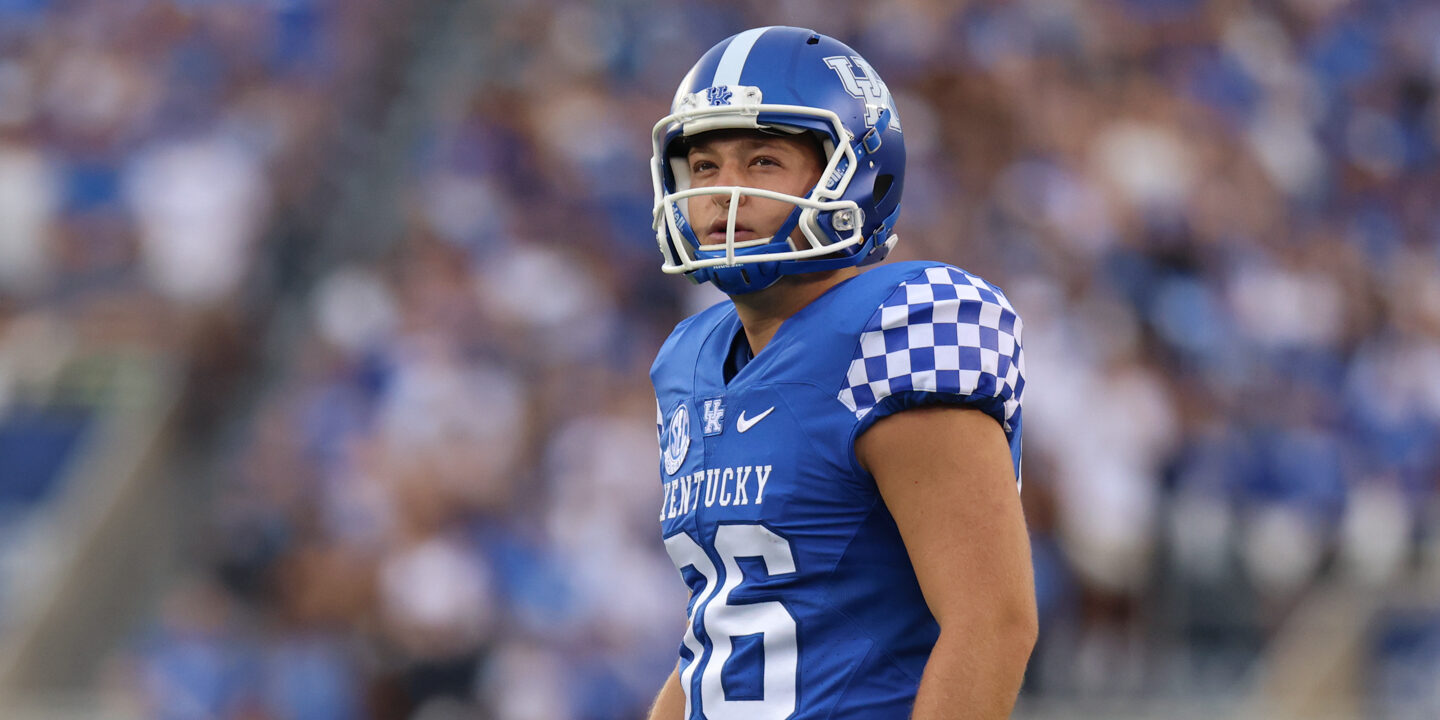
(858, 204, 902, 266)
(855, 107, 892, 159)
(702, 261, 785, 294)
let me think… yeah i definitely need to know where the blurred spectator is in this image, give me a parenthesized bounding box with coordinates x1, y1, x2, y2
(1, 0, 1436, 717)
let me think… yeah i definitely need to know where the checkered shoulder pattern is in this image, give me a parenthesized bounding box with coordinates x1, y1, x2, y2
(837, 265, 1025, 432)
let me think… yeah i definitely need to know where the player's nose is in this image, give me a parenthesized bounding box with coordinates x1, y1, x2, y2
(712, 164, 747, 207)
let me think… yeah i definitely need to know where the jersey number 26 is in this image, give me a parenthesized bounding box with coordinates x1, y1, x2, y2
(664, 524, 799, 720)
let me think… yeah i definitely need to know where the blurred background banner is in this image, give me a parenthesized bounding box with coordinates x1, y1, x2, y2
(0, 0, 1436, 718)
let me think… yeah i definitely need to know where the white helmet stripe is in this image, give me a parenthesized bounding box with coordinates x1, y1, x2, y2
(711, 27, 769, 87)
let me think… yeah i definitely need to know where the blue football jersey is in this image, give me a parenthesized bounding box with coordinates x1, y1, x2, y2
(650, 261, 1025, 720)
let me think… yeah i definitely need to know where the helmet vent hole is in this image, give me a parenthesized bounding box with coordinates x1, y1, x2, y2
(874, 174, 895, 204)
(807, 34, 820, 45)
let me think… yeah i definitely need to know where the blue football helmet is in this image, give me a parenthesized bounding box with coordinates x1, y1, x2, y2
(651, 26, 906, 294)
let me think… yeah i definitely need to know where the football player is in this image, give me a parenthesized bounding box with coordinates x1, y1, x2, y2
(645, 26, 1036, 720)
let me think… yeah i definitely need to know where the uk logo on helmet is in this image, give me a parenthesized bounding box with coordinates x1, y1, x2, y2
(706, 85, 733, 106)
(823, 56, 900, 131)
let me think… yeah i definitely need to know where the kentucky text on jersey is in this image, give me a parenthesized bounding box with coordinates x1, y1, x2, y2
(660, 465, 775, 520)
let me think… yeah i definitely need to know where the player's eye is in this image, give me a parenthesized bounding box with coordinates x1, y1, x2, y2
(752, 156, 780, 167)
(690, 159, 717, 174)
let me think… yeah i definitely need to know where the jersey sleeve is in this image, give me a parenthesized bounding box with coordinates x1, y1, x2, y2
(838, 265, 1025, 474)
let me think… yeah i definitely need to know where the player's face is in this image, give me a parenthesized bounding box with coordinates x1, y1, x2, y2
(685, 130, 824, 247)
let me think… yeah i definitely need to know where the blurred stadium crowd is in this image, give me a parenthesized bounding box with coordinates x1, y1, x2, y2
(1, 0, 1439, 718)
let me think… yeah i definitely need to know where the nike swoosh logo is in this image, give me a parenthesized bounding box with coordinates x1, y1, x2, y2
(736, 407, 775, 433)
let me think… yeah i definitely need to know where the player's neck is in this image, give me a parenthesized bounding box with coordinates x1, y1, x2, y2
(731, 267, 860, 355)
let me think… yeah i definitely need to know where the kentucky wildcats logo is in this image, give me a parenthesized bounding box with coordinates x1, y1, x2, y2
(702, 397, 725, 436)
(662, 403, 691, 475)
(706, 85, 733, 106)
(823, 55, 901, 131)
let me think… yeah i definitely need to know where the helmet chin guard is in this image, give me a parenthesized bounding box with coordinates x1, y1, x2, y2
(651, 26, 906, 295)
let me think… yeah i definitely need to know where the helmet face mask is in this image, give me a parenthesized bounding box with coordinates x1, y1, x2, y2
(651, 26, 906, 294)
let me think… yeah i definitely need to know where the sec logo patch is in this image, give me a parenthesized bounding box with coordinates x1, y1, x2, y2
(662, 403, 691, 475)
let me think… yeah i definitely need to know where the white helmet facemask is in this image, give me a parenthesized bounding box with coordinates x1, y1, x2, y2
(650, 87, 870, 276)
